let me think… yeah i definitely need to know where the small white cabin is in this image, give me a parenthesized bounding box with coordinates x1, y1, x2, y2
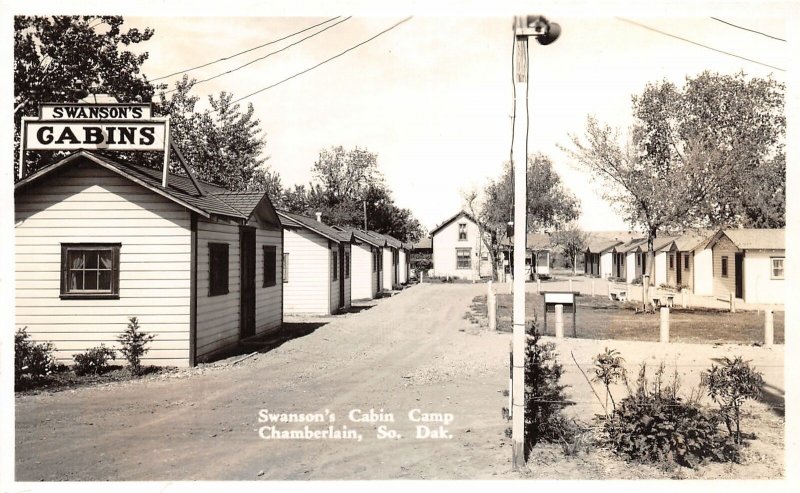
(277, 211, 353, 315)
(367, 230, 402, 290)
(334, 226, 382, 300)
(15, 151, 284, 367)
(430, 211, 491, 280)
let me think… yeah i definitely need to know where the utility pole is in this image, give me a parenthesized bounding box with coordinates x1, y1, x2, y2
(510, 14, 560, 470)
(510, 16, 529, 470)
(363, 200, 368, 230)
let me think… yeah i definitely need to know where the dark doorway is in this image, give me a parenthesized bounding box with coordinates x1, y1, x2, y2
(240, 227, 256, 338)
(676, 252, 682, 285)
(339, 244, 345, 308)
(735, 252, 744, 299)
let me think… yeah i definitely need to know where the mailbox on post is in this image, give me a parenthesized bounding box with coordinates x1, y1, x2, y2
(543, 291, 577, 337)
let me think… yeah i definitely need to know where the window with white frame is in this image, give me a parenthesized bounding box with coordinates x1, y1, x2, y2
(456, 248, 471, 269)
(60, 243, 120, 298)
(771, 257, 784, 279)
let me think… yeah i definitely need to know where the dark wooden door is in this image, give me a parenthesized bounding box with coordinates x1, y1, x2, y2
(240, 227, 256, 338)
(339, 244, 345, 308)
(735, 252, 744, 299)
(676, 253, 682, 285)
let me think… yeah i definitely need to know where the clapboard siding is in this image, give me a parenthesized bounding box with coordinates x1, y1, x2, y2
(398, 249, 407, 284)
(15, 163, 192, 366)
(328, 243, 351, 313)
(283, 228, 331, 315)
(351, 243, 375, 300)
(195, 219, 241, 361)
(712, 236, 738, 298)
(254, 226, 283, 336)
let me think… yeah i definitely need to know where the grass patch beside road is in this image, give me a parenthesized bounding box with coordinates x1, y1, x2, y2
(479, 293, 784, 345)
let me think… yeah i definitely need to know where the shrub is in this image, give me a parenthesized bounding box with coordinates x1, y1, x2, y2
(117, 317, 156, 376)
(702, 356, 764, 444)
(524, 326, 573, 453)
(631, 276, 643, 285)
(73, 344, 117, 376)
(15, 327, 58, 389)
(592, 347, 626, 414)
(602, 362, 739, 468)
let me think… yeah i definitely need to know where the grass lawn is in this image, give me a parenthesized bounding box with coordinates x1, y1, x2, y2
(477, 293, 784, 344)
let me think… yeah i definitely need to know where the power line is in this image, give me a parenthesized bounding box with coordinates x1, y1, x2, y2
(710, 17, 786, 42)
(161, 17, 352, 94)
(230, 17, 413, 105)
(150, 16, 341, 82)
(616, 17, 786, 73)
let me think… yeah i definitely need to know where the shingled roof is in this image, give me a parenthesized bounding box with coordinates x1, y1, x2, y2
(276, 211, 352, 243)
(712, 229, 785, 250)
(333, 226, 385, 247)
(14, 150, 275, 222)
(367, 230, 402, 249)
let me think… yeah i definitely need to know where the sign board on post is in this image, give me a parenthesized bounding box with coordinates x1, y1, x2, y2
(24, 120, 167, 151)
(39, 103, 153, 120)
(542, 291, 578, 337)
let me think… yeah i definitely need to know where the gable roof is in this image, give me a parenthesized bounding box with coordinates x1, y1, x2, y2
(429, 211, 477, 236)
(413, 238, 432, 250)
(709, 229, 785, 251)
(366, 230, 402, 249)
(671, 229, 714, 251)
(14, 150, 279, 223)
(585, 238, 623, 254)
(276, 211, 352, 243)
(617, 238, 648, 254)
(333, 226, 385, 248)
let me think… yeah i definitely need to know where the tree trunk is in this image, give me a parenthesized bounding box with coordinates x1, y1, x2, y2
(572, 253, 577, 276)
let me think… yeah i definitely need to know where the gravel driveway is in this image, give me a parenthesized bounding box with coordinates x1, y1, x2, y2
(15, 283, 515, 480)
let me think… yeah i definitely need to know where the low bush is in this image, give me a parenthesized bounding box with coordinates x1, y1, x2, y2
(117, 317, 156, 376)
(601, 362, 739, 468)
(15, 327, 59, 390)
(73, 344, 117, 376)
(702, 356, 764, 444)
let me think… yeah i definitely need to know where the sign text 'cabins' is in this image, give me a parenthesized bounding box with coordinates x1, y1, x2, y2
(24, 103, 166, 151)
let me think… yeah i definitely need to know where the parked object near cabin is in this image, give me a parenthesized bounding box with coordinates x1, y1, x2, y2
(277, 211, 353, 315)
(15, 150, 284, 367)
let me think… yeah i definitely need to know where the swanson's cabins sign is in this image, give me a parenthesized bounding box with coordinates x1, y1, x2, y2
(17, 100, 199, 191)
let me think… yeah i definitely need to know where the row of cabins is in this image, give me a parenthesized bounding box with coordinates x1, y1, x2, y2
(14, 151, 412, 368)
(584, 229, 785, 304)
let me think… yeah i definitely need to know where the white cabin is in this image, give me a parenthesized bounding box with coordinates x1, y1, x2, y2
(277, 211, 353, 315)
(15, 151, 284, 367)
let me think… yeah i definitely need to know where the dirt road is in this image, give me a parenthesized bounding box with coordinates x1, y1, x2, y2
(15, 283, 515, 480)
(15, 282, 785, 480)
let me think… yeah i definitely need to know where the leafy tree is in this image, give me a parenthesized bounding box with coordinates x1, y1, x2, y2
(14, 15, 157, 176)
(562, 71, 785, 308)
(551, 222, 589, 275)
(155, 76, 277, 192)
(281, 146, 423, 242)
(466, 154, 580, 280)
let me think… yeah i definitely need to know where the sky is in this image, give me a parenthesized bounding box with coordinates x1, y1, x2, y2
(13, 2, 794, 234)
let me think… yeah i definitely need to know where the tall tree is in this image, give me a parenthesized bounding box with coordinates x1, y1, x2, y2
(562, 71, 785, 308)
(14, 16, 157, 176)
(155, 77, 275, 192)
(466, 154, 580, 280)
(550, 222, 588, 276)
(284, 146, 423, 242)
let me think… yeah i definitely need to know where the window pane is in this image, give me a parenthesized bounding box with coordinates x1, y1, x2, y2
(86, 251, 99, 269)
(99, 251, 113, 269)
(84, 270, 98, 290)
(69, 271, 83, 291)
(69, 251, 85, 269)
(98, 270, 112, 290)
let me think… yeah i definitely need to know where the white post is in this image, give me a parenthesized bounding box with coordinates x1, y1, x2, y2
(660, 306, 669, 343)
(488, 281, 497, 331)
(730, 292, 736, 313)
(555, 304, 564, 339)
(536, 278, 541, 294)
(607, 281, 612, 297)
(764, 309, 774, 348)
(421, 271, 424, 283)
(510, 20, 529, 470)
